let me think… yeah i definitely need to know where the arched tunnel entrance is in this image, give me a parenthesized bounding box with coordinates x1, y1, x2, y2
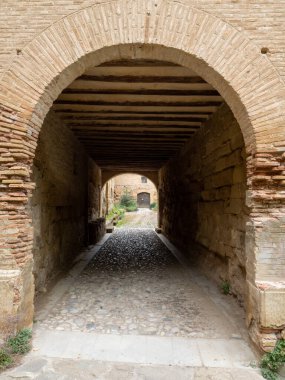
(30, 57, 251, 350)
(1, 17, 284, 367)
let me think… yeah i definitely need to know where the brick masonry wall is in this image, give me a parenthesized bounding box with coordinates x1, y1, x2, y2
(31, 110, 100, 293)
(0, 0, 285, 84)
(160, 104, 248, 302)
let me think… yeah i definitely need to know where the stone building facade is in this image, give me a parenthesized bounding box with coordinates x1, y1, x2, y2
(101, 174, 157, 215)
(113, 174, 157, 207)
(0, 0, 284, 352)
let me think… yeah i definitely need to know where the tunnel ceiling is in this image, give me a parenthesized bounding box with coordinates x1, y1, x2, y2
(53, 60, 224, 171)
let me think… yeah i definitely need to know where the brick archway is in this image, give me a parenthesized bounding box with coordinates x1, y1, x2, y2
(102, 171, 159, 189)
(101, 172, 159, 220)
(0, 0, 284, 349)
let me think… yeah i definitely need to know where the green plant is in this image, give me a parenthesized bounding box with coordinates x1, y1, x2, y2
(116, 218, 126, 228)
(150, 202, 157, 210)
(261, 368, 278, 380)
(125, 205, 138, 212)
(260, 339, 285, 380)
(0, 349, 12, 369)
(106, 205, 125, 221)
(7, 328, 32, 354)
(119, 191, 137, 212)
(220, 280, 230, 295)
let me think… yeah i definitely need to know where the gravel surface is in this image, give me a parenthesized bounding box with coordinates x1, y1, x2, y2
(38, 229, 237, 338)
(118, 208, 157, 228)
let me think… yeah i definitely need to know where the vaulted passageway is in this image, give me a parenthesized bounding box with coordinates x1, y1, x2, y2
(1, 34, 284, 359)
(31, 58, 249, 343)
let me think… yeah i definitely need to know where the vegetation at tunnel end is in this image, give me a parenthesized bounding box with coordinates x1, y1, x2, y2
(260, 339, 285, 380)
(0, 328, 32, 372)
(106, 205, 125, 221)
(119, 191, 138, 212)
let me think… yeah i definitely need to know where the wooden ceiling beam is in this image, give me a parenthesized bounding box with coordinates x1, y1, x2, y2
(70, 128, 198, 133)
(77, 133, 191, 140)
(62, 89, 219, 96)
(55, 100, 222, 107)
(53, 105, 218, 113)
(67, 120, 201, 127)
(54, 59, 225, 171)
(84, 144, 182, 149)
(57, 113, 210, 121)
(68, 81, 215, 91)
(98, 59, 179, 67)
(78, 75, 207, 84)
(82, 66, 200, 77)
(57, 93, 223, 103)
(85, 143, 182, 147)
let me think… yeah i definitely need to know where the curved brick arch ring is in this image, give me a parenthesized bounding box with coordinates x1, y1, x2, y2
(102, 170, 159, 189)
(0, 0, 284, 348)
(1, 1, 284, 154)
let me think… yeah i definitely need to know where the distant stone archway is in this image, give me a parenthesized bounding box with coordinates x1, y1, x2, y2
(0, 0, 284, 349)
(102, 170, 159, 190)
(101, 173, 158, 216)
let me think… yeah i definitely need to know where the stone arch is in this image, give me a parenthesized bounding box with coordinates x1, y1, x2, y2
(101, 172, 159, 223)
(0, 0, 284, 348)
(102, 171, 159, 190)
(1, 2, 285, 152)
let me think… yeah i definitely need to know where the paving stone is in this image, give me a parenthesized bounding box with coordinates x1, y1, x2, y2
(0, 228, 263, 379)
(37, 229, 236, 339)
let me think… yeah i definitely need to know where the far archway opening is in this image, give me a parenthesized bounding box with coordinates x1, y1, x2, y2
(101, 173, 158, 229)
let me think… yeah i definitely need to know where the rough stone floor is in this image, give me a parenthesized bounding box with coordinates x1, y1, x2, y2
(1, 229, 263, 379)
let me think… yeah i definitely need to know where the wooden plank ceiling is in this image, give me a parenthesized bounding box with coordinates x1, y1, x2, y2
(53, 60, 224, 171)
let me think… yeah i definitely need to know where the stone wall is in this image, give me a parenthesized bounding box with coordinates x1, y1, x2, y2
(31, 111, 100, 293)
(159, 104, 248, 302)
(114, 174, 157, 205)
(88, 159, 101, 222)
(101, 178, 115, 217)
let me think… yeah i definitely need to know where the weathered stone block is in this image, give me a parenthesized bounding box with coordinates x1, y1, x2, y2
(233, 166, 245, 184)
(260, 287, 285, 328)
(225, 198, 243, 215)
(0, 269, 21, 337)
(212, 168, 233, 188)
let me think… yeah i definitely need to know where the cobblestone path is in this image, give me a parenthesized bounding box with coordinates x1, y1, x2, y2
(39, 229, 238, 338)
(1, 229, 263, 379)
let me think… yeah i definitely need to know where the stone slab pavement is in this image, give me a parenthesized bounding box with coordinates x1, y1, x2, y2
(0, 357, 263, 380)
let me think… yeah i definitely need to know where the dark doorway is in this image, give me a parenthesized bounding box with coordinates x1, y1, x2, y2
(137, 192, 150, 208)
